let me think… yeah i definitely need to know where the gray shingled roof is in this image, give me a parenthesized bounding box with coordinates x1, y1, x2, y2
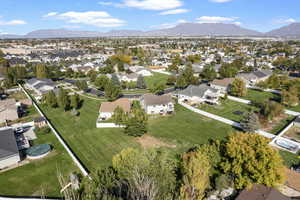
(142, 94, 172, 106)
(0, 128, 19, 161)
(178, 84, 218, 98)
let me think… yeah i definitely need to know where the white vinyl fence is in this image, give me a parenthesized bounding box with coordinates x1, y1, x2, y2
(19, 84, 90, 178)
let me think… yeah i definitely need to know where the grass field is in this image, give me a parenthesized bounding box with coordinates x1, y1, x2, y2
(243, 88, 281, 103)
(41, 98, 140, 170)
(149, 105, 236, 151)
(41, 97, 235, 171)
(145, 72, 170, 88)
(0, 130, 77, 197)
(243, 89, 300, 112)
(198, 100, 257, 122)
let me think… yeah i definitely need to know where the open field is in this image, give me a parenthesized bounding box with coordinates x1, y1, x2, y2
(0, 130, 77, 197)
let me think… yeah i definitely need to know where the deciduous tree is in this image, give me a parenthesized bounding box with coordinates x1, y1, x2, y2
(221, 133, 285, 189)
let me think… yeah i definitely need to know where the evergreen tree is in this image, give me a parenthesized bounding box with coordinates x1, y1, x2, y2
(111, 74, 120, 86)
(240, 111, 260, 132)
(136, 75, 146, 89)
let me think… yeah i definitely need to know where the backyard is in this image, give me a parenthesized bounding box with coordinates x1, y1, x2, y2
(144, 72, 170, 88)
(0, 129, 77, 197)
(198, 99, 294, 134)
(242, 88, 300, 112)
(40, 97, 235, 171)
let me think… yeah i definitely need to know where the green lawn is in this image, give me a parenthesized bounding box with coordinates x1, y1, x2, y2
(280, 150, 300, 168)
(198, 100, 258, 122)
(0, 130, 77, 197)
(41, 97, 235, 171)
(149, 104, 236, 151)
(41, 98, 140, 171)
(243, 89, 300, 112)
(144, 72, 170, 88)
(243, 88, 281, 103)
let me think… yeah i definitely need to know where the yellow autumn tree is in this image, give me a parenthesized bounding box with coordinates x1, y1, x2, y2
(221, 132, 285, 189)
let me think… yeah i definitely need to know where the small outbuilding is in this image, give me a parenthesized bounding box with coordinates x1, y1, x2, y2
(34, 117, 47, 128)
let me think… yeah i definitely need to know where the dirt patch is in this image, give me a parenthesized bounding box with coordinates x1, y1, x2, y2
(136, 135, 176, 149)
(260, 114, 289, 132)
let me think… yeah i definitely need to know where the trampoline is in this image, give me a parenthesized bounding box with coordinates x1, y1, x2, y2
(26, 144, 51, 159)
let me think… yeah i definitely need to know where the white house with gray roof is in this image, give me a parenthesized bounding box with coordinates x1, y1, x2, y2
(140, 94, 174, 115)
(0, 128, 20, 169)
(177, 84, 223, 105)
(26, 78, 57, 96)
(237, 70, 272, 87)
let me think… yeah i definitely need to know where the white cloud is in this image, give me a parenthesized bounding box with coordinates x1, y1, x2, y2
(158, 9, 189, 15)
(43, 12, 58, 18)
(274, 18, 297, 24)
(0, 19, 26, 25)
(44, 11, 126, 27)
(233, 21, 242, 26)
(209, 0, 232, 3)
(123, 0, 183, 10)
(196, 16, 238, 23)
(150, 19, 187, 29)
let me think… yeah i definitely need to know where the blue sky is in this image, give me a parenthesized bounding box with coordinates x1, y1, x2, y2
(0, 0, 299, 35)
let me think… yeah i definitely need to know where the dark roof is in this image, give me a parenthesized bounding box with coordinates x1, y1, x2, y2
(34, 116, 46, 123)
(0, 128, 19, 160)
(236, 184, 291, 200)
(294, 116, 300, 123)
(178, 84, 218, 98)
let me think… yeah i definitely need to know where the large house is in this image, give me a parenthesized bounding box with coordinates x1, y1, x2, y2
(237, 69, 272, 87)
(177, 84, 223, 105)
(98, 98, 131, 121)
(210, 78, 234, 94)
(0, 99, 19, 123)
(140, 94, 174, 115)
(0, 128, 20, 169)
(26, 78, 57, 96)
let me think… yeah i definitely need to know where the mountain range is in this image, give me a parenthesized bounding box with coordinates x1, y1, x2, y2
(1, 23, 300, 39)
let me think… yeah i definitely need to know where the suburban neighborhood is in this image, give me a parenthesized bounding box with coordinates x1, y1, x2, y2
(1, 0, 300, 199)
